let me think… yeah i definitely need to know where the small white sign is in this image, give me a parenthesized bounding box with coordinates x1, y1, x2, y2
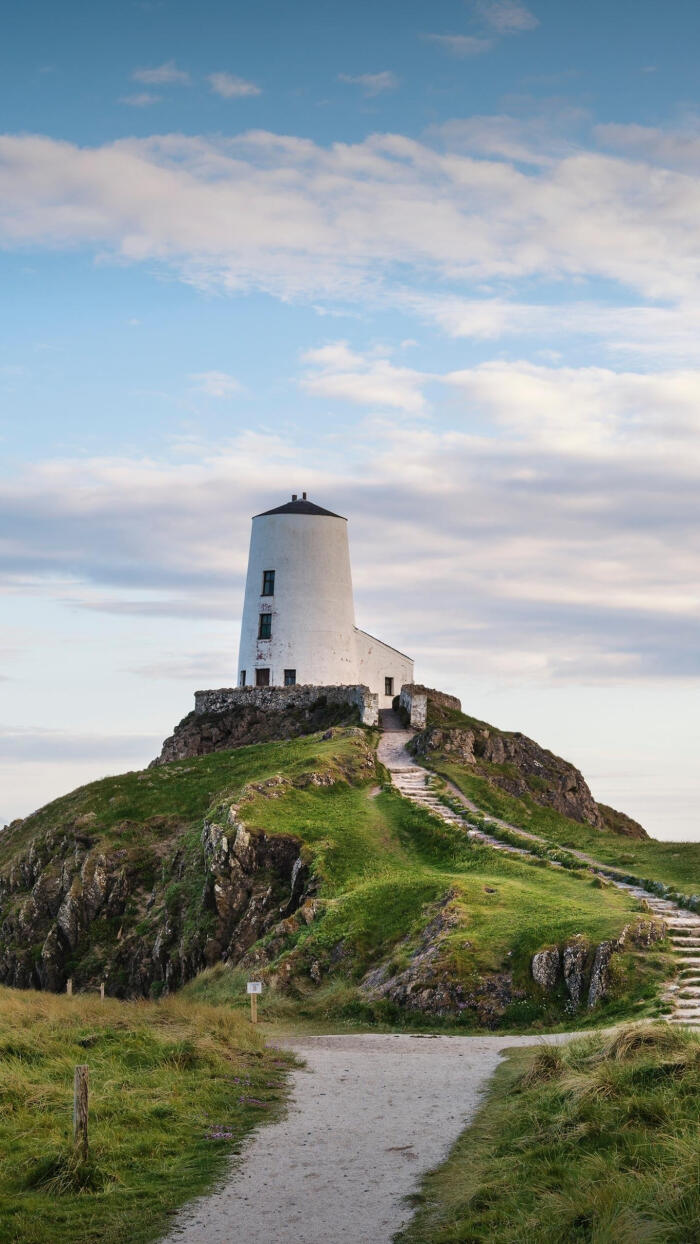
(247, 981, 263, 995)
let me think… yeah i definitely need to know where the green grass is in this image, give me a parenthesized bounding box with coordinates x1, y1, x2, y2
(0, 986, 290, 1244)
(192, 776, 662, 1029)
(1, 729, 369, 868)
(434, 759, 700, 896)
(398, 1023, 700, 1243)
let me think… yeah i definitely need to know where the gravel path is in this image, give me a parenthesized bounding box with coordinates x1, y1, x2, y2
(161, 1030, 572, 1244)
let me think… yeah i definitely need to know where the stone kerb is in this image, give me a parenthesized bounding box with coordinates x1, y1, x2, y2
(194, 684, 378, 727)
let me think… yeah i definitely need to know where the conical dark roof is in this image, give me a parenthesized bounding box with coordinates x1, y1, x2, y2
(255, 497, 346, 519)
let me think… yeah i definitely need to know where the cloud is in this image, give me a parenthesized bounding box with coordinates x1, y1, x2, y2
(3, 120, 700, 308)
(208, 72, 262, 99)
(300, 342, 428, 412)
(424, 34, 492, 56)
(132, 59, 190, 85)
(338, 71, 399, 96)
(189, 370, 242, 397)
(473, 1, 539, 34)
(410, 295, 700, 364)
(119, 92, 162, 108)
(1, 357, 699, 689)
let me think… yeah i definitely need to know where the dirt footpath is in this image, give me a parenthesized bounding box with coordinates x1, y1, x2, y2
(161, 1031, 571, 1244)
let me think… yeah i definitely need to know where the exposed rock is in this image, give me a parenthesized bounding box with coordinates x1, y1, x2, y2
(0, 809, 313, 999)
(359, 892, 523, 1025)
(413, 725, 608, 830)
(562, 937, 589, 1009)
(617, 918, 666, 948)
(152, 691, 364, 766)
(588, 941, 616, 1008)
(531, 947, 561, 989)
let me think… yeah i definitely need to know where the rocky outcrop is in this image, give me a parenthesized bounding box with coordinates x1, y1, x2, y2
(596, 803, 648, 840)
(0, 806, 314, 999)
(532, 948, 561, 990)
(411, 723, 644, 833)
(153, 694, 362, 765)
(531, 918, 666, 1011)
(563, 936, 589, 1008)
(359, 892, 524, 1026)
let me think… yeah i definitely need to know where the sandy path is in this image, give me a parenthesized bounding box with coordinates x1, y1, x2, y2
(161, 1030, 572, 1244)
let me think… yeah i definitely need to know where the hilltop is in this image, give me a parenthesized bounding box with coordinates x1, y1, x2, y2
(0, 689, 695, 1030)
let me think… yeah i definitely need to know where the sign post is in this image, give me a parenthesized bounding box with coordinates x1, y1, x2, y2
(246, 981, 262, 1024)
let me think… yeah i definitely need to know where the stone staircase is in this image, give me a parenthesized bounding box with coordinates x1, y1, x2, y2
(662, 913, 700, 1027)
(378, 721, 700, 1029)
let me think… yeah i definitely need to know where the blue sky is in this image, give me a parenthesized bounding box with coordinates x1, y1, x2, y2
(2, 0, 700, 839)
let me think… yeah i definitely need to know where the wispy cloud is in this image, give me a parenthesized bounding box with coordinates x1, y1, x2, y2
(425, 34, 492, 56)
(474, 0, 539, 33)
(338, 71, 399, 96)
(208, 72, 262, 99)
(119, 92, 162, 107)
(132, 59, 190, 85)
(189, 370, 242, 397)
(300, 342, 428, 413)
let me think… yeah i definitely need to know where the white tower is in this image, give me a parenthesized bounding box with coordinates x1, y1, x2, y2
(236, 494, 413, 705)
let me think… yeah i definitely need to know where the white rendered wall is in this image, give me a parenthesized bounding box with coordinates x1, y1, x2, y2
(355, 628, 414, 706)
(237, 513, 360, 687)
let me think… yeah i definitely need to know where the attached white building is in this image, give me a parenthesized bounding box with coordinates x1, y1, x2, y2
(237, 494, 413, 706)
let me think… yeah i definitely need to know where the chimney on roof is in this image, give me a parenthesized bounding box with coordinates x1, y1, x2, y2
(302, 491, 307, 500)
(292, 494, 298, 501)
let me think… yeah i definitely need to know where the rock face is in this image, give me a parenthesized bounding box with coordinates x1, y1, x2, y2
(531, 947, 561, 990)
(531, 918, 665, 1011)
(412, 722, 647, 835)
(563, 937, 589, 1009)
(358, 893, 525, 1026)
(153, 692, 363, 765)
(0, 807, 312, 998)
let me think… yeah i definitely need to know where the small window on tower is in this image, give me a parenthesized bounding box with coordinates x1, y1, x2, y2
(284, 669, 296, 686)
(385, 677, 394, 697)
(255, 668, 270, 687)
(262, 570, 275, 596)
(258, 613, 272, 639)
(239, 670, 246, 687)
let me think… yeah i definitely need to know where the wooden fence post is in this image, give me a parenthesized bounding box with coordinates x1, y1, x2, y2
(100, 982, 105, 1001)
(66, 978, 73, 997)
(73, 1065, 89, 1160)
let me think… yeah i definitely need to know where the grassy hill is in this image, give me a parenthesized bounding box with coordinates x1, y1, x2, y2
(0, 724, 673, 1029)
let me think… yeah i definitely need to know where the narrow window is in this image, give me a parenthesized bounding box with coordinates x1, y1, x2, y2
(258, 613, 272, 639)
(284, 668, 296, 686)
(239, 669, 246, 687)
(261, 570, 275, 596)
(385, 677, 394, 696)
(255, 668, 270, 687)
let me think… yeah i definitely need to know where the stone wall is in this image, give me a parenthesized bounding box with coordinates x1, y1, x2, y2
(398, 684, 461, 729)
(399, 684, 428, 729)
(194, 684, 379, 727)
(411, 685, 462, 713)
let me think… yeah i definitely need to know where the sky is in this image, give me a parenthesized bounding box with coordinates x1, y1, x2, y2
(1, 0, 700, 840)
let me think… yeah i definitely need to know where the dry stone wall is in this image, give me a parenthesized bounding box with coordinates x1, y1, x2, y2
(194, 684, 378, 726)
